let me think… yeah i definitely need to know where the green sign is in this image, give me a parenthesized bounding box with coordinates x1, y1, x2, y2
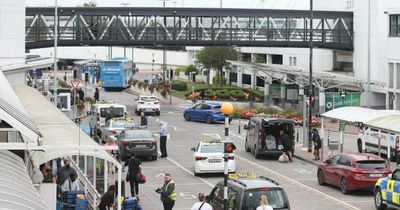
(325, 92, 361, 111)
(339, 121, 346, 132)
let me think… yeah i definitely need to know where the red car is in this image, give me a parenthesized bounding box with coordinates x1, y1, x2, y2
(317, 153, 391, 194)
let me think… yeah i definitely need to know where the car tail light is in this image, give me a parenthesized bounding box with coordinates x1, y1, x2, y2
(257, 187, 271, 191)
(123, 141, 129, 146)
(110, 131, 117, 135)
(228, 155, 234, 160)
(151, 140, 157, 145)
(138, 101, 145, 104)
(195, 156, 207, 161)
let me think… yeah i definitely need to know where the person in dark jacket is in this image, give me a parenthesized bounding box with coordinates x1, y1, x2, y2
(94, 88, 100, 102)
(156, 173, 176, 210)
(279, 130, 293, 162)
(98, 185, 116, 210)
(105, 107, 113, 124)
(200, 89, 205, 103)
(77, 88, 85, 101)
(56, 159, 77, 185)
(312, 128, 321, 160)
(124, 153, 142, 198)
(140, 112, 148, 127)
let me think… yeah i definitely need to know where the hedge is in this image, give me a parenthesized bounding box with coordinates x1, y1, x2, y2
(215, 89, 230, 99)
(184, 87, 264, 102)
(171, 80, 187, 91)
(229, 89, 246, 100)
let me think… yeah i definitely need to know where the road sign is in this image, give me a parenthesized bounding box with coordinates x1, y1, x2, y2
(71, 80, 80, 88)
(338, 121, 346, 132)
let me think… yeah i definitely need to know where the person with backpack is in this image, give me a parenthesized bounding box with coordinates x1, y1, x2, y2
(312, 128, 321, 160)
(191, 193, 212, 210)
(124, 152, 142, 198)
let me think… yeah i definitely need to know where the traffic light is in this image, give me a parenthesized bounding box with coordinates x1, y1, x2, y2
(73, 69, 77, 79)
(170, 69, 174, 80)
(192, 73, 196, 83)
(224, 142, 236, 153)
(85, 72, 89, 82)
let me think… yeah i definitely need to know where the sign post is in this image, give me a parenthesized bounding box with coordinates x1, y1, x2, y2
(338, 121, 346, 152)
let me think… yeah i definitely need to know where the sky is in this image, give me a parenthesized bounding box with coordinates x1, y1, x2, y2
(25, 0, 352, 11)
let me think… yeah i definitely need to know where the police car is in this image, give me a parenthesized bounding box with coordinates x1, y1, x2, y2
(191, 139, 236, 176)
(375, 168, 400, 210)
(207, 173, 291, 210)
(99, 118, 135, 143)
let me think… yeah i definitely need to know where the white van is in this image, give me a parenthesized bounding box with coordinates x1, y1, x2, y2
(357, 127, 399, 160)
(89, 103, 127, 135)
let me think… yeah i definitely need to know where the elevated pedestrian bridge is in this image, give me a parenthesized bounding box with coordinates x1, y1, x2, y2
(26, 7, 353, 50)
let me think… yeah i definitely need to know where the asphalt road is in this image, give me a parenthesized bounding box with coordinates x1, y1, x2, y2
(86, 85, 389, 210)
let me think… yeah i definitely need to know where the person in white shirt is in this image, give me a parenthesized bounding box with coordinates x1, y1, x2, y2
(256, 195, 273, 210)
(61, 174, 80, 192)
(191, 193, 212, 210)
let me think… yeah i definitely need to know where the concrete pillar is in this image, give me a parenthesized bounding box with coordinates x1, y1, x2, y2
(251, 53, 257, 62)
(237, 70, 243, 87)
(264, 76, 271, 105)
(280, 84, 286, 107)
(251, 70, 257, 89)
(319, 88, 326, 113)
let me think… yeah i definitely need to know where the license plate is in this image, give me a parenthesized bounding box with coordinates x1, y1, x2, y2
(369, 174, 382, 177)
(209, 159, 222, 163)
(135, 144, 147, 148)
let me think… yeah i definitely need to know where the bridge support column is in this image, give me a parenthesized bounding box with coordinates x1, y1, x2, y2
(319, 88, 325, 114)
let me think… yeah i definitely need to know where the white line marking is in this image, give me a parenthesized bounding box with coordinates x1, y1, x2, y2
(231, 133, 245, 139)
(235, 155, 361, 210)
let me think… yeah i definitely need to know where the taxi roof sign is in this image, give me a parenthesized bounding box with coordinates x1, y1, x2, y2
(229, 172, 257, 180)
(202, 139, 223, 144)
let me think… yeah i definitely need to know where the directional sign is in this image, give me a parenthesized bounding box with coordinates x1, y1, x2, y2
(338, 121, 346, 132)
(71, 80, 80, 88)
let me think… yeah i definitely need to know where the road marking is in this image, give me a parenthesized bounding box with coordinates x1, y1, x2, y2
(155, 173, 165, 178)
(179, 192, 197, 199)
(235, 155, 361, 210)
(294, 168, 312, 174)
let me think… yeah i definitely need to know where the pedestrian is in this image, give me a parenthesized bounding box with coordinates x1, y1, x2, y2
(63, 72, 67, 83)
(256, 195, 273, 210)
(124, 152, 142, 198)
(248, 92, 255, 109)
(156, 173, 176, 210)
(191, 193, 212, 210)
(98, 185, 116, 210)
(42, 163, 56, 183)
(94, 87, 100, 102)
(279, 130, 293, 162)
(140, 112, 148, 127)
(312, 128, 321, 160)
(200, 89, 205, 103)
(159, 121, 169, 158)
(56, 159, 77, 186)
(78, 88, 85, 101)
(61, 173, 80, 192)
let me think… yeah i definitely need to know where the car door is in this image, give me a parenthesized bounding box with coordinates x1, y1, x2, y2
(209, 184, 224, 210)
(387, 169, 400, 205)
(200, 104, 212, 121)
(190, 104, 203, 120)
(334, 156, 352, 187)
(323, 155, 341, 185)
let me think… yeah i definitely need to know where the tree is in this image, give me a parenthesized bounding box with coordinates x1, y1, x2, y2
(184, 64, 198, 76)
(196, 46, 237, 87)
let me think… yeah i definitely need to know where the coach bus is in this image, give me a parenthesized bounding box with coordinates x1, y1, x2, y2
(100, 57, 137, 90)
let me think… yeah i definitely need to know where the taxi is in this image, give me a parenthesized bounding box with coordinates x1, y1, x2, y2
(207, 172, 291, 210)
(190, 139, 236, 176)
(99, 117, 135, 143)
(375, 168, 400, 210)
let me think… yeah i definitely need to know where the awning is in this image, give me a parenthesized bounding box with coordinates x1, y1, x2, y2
(0, 150, 48, 210)
(1, 58, 53, 75)
(321, 107, 400, 124)
(364, 115, 400, 133)
(13, 86, 119, 166)
(0, 71, 41, 142)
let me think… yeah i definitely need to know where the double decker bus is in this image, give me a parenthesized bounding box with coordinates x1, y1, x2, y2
(100, 57, 137, 90)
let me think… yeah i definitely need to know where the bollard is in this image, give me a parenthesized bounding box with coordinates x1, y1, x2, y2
(238, 120, 241, 134)
(296, 130, 299, 142)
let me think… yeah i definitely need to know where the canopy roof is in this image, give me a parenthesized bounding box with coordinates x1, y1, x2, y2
(364, 115, 400, 133)
(322, 107, 400, 124)
(0, 71, 41, 142)
(13, 86, 119, 166)
(0, 150, 48, 210)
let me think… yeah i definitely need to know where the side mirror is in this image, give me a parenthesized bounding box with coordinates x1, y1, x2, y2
(190, 147, 196, 152)
(325, 159, 331, 164)
(244, 125, 249, 130)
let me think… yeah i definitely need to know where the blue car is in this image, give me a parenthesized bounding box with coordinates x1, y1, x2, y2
(183, 103, 232, 124)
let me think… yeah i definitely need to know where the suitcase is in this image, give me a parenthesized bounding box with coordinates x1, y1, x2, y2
(124, 197, 139, 209)
(75, 198, 88, 210)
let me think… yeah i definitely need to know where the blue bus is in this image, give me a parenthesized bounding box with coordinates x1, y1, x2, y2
(100, 58, 136, 90)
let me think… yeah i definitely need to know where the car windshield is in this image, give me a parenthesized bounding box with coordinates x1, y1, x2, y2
(200, 144, 223, 153)
(126, 130, 153, 140)
(355, 160, 387, 170)
(112, 121, 126, 128)
(243, 189, 288, 210)
(100, 107, 124, 118)
(140, 97, 157, 102)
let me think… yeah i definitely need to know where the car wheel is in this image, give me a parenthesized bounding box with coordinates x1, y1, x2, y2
(206, 116, 213, 124)
(152, 155, 158, 161)
(374, 187, 387, 210)
(317, 169, 325, 185)
(357, 139, 363, 153)
(184, 113, 191, 121)
(340, 177, 348, 194)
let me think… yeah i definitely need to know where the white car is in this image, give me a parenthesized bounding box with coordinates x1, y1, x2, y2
(99, 118, 135, 143)
(191, 139, 236, 176)
(134, 95, 160, 116)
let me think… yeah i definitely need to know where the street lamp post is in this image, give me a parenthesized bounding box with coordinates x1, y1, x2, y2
(307, 0, 314, 153)
(53, 0, 58, 106)
(221, 102, 234, 210)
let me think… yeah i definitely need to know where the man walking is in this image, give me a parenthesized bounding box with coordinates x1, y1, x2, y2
(279, 130, 293, 162)
(159, 121, 169, 158)
(124, 152, 142, 198)
(312, 128, 321, 160)
(94, 87, 100, 102)
(156, 173, 176, 210)
(140, 112, 148, 127)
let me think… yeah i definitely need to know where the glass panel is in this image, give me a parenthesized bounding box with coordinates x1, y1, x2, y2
(200, 144, 224, 153)
(355, 161, 387, 169)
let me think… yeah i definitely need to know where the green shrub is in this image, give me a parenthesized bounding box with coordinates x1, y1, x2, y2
(212, 75, 227, 86)
(175, 66, 186, 76)
(171, 80, 188, 91)
(255, 106, 267, 114)
(229, 89, 245, 100)
(185, 64, 199, 75)
(215, 89, 230, 100)
(282, 108, 301, 118)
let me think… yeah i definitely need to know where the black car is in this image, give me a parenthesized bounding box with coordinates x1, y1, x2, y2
(116, 129, 158, 161)
(207, 173, 290, 210)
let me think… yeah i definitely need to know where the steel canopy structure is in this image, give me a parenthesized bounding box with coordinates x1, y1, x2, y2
(25, 7, 353, 50)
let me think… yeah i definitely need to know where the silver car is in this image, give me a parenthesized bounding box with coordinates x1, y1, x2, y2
(99, 119, 135, 143)
(117, 129, 158, 161)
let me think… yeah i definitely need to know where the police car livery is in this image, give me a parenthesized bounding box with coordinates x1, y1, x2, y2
(207, 173, 291, 210)
(191, 139, 236, 176)
(375, 168, 400, 210)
